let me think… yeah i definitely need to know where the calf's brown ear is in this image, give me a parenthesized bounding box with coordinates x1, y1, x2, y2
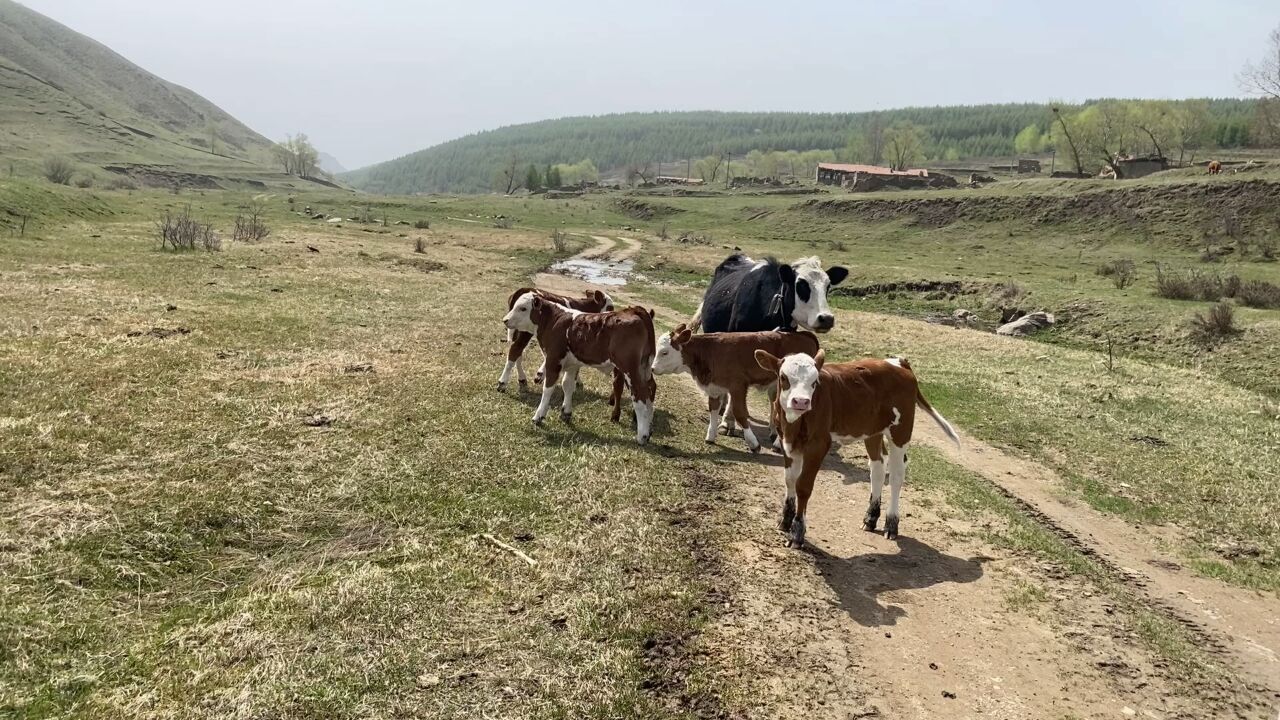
(755, 349, 781, 373)
(675, 327, 693, 345)
(673, 322, 687, 335)
(813, 348, 826, 371)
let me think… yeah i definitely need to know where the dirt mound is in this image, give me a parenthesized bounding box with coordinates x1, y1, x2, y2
(801, 180, 1280, 235)
(612, 197, 683, 220)
(104, 164, 222, 190)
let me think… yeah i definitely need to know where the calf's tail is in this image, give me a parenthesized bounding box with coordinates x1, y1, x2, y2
(916, 389, 960, 449)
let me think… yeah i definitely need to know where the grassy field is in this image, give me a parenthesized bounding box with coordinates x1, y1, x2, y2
(2, 174, 1277, 716)
(0, 184, 740, 717)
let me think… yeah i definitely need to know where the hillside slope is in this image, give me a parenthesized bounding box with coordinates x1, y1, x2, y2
(0, 0, 274, 176)
(344, 102, 1258, 194)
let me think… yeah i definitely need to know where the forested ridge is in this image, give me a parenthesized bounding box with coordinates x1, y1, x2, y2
(345, 100, 1261, 194)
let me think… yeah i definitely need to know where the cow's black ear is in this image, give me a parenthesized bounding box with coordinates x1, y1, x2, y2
(827, 266, 848, 286)
(778, 264, 796, 285)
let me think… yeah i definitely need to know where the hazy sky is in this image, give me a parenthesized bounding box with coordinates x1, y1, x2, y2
(20, 0, 1278, 169)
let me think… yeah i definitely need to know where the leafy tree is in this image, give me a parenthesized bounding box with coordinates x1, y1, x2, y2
(524, 164, 542, 192)
(1013, 124, 1043, 154)
(884, 122, 926, 170)
(273, 133, 320, 178)
(545, 164, 562, 189)
(694, 154, 724, 182)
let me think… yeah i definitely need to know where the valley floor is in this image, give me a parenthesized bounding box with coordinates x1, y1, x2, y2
(1, 184, 1277, 718)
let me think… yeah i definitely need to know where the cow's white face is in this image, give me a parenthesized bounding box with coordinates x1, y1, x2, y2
(789, 259, 847, 333)
(503, 293, 537, 333)
(600, 292, 616, 312)
(777, 353, 821, 423)
(651, 332, 687, 375)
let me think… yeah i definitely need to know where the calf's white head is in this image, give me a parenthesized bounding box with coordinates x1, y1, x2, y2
(594, 290, 616, 312)
(502, 292, 540, 333)
(756, 348, 826, 423)
(652, 324, 693, 375)
(780, 257, 848, 333)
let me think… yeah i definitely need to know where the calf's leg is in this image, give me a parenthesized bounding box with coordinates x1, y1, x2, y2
(609, 369, 626, 423)
(779, 453, 800, 534)
(705, 394, 725, 444)
(560, 366, 580, 420)
(863, 435, 885, 532)
(787, 443, 828, 549)
(497, 330, 533, 391)
(728, 390, 760, 453)
(884, 442, 908, 540)
(532, 359, 562, 426)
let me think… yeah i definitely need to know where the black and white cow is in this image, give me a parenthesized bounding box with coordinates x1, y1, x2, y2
(690, 254, 848, 334)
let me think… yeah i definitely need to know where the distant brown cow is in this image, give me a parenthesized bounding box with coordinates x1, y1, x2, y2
(755, 350, 959, 548)
(1207, 160, 1223, 175)
(651, 325, 819, 452)
(503, 294, 656, 444)
(497, 287, 613, 390)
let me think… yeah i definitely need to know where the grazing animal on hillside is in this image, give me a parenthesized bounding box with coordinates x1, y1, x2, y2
(1207, 160, 1223, 175)
(497, 287, 613, 391)
(689, 254, 848, 334)
(652, 324, 819, 452)
(503, 293, 656, 444)
(755, 349, 959, 548)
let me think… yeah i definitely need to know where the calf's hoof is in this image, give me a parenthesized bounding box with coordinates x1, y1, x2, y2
(532, 417, 544, 427)
(704, 438, 717, 446)
(862, 501, 881, 532)
(518, 379, 529, 389)
(560, 411, 573, 422)
(637, 434, 650, 446)
(496, 382, 506, 392)
(786, 518, 807, 549)
(777, 497, 796, 533)
(884, 516, 900, 541)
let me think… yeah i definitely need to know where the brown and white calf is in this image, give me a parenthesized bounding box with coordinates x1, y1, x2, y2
(651, 324, 819, 452)
(502, 293, 656, 444)
(497, 287, 613, 391)
(755, 349, 959, 548)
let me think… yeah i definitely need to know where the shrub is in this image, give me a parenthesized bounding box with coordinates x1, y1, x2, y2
(1155, 267, 1241, 301)
(1237, 280, 1280, 309)
(43, 156, 75, 185)
(550, 229, 569, 253)
(104, 175, 140, 190)
(413, 219, 430, 230)
(829, 239, 847, 252)
(1223, 273, 1242, 299)
(1096, 259, 1137, 289)
(157, 204, 219, 251)
(657, 222, 669, 240)
(1190, 302, 1237, 342)
(493, 217, 513, 229)
(414, 237, 427, 254)
(72, 174, 95, 188)
(232, 201, 270, 243)
(1257, 239, 1276, 262)
(1155, 266, 1196, 300)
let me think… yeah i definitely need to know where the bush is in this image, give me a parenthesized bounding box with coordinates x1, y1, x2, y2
(104, 175, 140, 191)
(657, 222, 669, 240)
(414, 237, 427, 254)
(829, 239, 847, 252)
(157, 204, 220, 251)
(43, 156, 75, 185)
(1190, 302, 1237, 342)
(413, 219, 430, 230)
(493, 217, 513, 229)
(1154, 267, 1241, 301)
(550, 229, 569, 253)
(72, 174, 95, 188)
(1237, 280, 1280, 309)
(1096, 259, 1137, 289)
(232, 201, 270, 243)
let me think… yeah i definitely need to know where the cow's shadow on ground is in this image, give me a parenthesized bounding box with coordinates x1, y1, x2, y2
(705, 432, 869, 486)
(808, 537, 989, 628)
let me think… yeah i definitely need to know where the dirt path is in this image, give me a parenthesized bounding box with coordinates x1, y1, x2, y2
(529, 236, 1276, 718)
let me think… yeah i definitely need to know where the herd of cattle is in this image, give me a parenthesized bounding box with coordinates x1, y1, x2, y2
(499, 253, 959, 548)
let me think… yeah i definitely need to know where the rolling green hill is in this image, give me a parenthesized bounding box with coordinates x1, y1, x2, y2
(0, 0, 279, 184)
(344, 102, 1260, 194)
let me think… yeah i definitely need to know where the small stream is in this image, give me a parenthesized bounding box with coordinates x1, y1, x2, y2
(549, 256, 633, 286)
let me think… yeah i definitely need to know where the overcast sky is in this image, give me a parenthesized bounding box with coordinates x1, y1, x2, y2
(20, 0, 1278, 169)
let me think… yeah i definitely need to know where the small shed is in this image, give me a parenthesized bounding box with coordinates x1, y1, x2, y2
(816, 163, 927, 186)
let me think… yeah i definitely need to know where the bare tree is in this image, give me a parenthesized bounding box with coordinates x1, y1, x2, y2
(273, 134, 320, 178)
(498, 153, 520, 194)
(626, 162, 655, 185)
(863, 115, 886, 165)
(1240, 25, 1280, 144)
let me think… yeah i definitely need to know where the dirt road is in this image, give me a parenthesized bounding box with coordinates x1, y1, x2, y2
(531, 235, 1277, 718)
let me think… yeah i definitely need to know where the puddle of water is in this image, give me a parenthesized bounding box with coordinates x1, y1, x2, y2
(550, 257, 633, 286)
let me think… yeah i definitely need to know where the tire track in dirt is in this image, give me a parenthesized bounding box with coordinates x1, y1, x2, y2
(521, 233, 1275, 718)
